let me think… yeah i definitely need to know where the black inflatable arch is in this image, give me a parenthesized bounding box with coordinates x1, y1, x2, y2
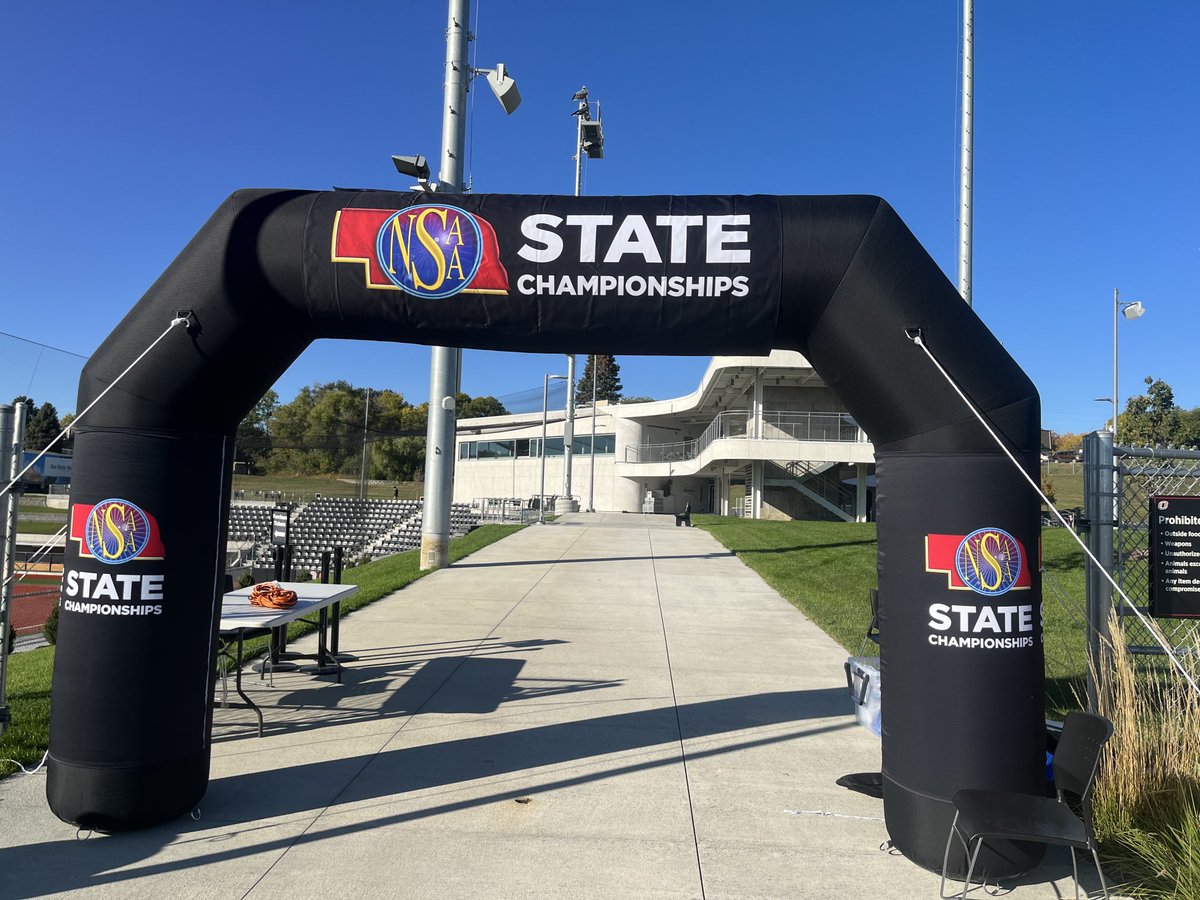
(49, 191, 1044, 875)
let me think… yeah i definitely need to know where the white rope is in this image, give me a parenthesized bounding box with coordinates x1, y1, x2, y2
(0, 316, 190, 501)
(1, 749, 48, 775)
(907, 329, 1200, 697)
(785, 808, 884, 822)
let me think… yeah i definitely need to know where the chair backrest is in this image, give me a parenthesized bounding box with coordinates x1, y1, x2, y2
(1052, 710, 1113, 801)
(866, 588, 880, 645)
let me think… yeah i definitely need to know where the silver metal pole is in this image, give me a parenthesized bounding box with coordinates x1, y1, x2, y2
(421, 0, 471, 570)
(957, 0, 974, 306)
(563, 354, 575, 503)
(574, 98, 585, 196)
(539, 375, 550, 525)
(359, 387, 371, 499)
(562, 94, 589, 510)
(1083, 429, 1115, 710)
(588, 358, 597, 512)
(0, 401, 28, 734)
(1112, 288, 1120, 444)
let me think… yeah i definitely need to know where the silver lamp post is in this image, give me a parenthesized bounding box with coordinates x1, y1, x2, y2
(570, 86, 605, 514)
(539, 374, 567, 525)
(1111, 288, 1146, 444)
(418, 0, 521, 570)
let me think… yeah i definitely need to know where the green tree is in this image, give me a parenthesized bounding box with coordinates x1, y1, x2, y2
(620, 396, 655, 404)
(574, 355, 623, 405)
(1120, 376, 1183, 446)
(235, 390, 278, 473)
(457, 393, 508, 419)
(1177, 407, 1200, 448)
(11, 397, 64, 452)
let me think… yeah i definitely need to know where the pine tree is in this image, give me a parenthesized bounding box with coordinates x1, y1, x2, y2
(575, 355, 623, 406)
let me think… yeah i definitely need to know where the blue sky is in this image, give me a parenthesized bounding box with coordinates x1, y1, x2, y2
(2, 1, 1196, 433)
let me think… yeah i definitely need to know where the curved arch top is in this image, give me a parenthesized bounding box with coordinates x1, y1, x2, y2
(52, 190, 1043, 877)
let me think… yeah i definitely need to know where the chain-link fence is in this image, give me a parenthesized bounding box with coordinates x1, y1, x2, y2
(1114, 448, 1200, 656)
(1082, 434, 1200, 675)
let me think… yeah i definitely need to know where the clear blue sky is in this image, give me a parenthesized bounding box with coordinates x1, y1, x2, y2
(2, 1, 1196, 434)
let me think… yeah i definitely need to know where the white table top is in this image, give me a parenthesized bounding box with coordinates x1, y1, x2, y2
(219, 582, 358, 632)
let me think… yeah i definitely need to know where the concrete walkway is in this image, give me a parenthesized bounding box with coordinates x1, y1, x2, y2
(1, 514, 1091, 898)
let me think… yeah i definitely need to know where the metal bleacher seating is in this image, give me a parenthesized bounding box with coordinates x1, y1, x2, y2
(228, 497, 480, 574)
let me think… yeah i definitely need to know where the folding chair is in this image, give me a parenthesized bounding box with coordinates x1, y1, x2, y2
(940, 710, 1113, 900)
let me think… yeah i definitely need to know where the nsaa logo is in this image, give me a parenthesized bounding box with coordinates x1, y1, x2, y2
(926, 528, 1031, 597)
(332, 205, 509, 299)
(70, 499, 166, 564)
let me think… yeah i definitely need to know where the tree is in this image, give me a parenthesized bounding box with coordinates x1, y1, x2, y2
(457, 394, 508, 418)
(1177, 408, 1200, 448)
(11, 397, 64, 453)
(620, 396, 655, 404)
(1052, 432, 1085, 453)
(574, 355, 623, 405)
(1120, 376, 1182, 447)
(235, 390, 278, 473)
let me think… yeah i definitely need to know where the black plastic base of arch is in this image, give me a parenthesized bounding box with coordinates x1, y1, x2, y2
(46, 749, 210, 832)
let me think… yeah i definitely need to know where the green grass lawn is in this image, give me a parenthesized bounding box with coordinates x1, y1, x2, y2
(15, 519, 67, 535)
(1041, 461, 1084, 511)
(0, 523, 522, 779)
(232, 474, 422, 501)
(692, 515, 1090, 717)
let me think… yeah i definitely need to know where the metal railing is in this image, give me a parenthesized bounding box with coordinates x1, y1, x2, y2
(626, 410, 863, 464)
(780, 460, 857, 514)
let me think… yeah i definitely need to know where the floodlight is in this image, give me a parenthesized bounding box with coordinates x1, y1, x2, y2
(392, 155, 430, 180)
(485, 63, 522, 115)
(572, 86, 589, 101)
(1122, 301, 1146, 320)
(580, 119, 604, 159)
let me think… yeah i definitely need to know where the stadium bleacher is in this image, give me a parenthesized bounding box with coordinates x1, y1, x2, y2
(227, 497, 480, 574)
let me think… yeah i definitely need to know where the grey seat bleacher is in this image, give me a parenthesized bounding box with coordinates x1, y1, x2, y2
(229, 497, 480, 574)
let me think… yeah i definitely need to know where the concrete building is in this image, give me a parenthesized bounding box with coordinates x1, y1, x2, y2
(453, 351, 875, 521)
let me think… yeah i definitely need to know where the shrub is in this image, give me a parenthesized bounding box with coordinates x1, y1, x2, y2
(43, 602, 59, 645)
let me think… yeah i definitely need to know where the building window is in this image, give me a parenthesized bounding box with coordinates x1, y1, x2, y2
(477, 440, 514, 459)
(460, 434, 615, 459)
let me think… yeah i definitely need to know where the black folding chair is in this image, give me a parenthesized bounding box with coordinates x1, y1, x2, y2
(940, 710, 1113, 899)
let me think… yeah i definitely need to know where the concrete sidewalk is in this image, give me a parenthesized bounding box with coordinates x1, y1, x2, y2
(1, 514, 1089, 898)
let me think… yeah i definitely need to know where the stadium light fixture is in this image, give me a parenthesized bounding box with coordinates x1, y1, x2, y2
(472, 63, 522, 115)
(1111, 289, 1147, 444)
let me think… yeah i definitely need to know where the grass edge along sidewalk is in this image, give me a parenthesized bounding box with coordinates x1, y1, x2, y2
(0, 523, 524, 779)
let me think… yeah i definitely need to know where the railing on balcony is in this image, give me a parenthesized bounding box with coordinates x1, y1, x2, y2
(625, 410, 864, 464)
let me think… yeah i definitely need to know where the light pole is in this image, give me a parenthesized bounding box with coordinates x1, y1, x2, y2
(419, 0, 521, 570)
(539, 374, 567, 525)
(1111, 288, 1146, 445)
(570, 86, 605, 514)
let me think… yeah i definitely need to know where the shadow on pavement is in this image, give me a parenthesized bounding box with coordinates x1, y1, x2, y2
(2, 688, 849, 898)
